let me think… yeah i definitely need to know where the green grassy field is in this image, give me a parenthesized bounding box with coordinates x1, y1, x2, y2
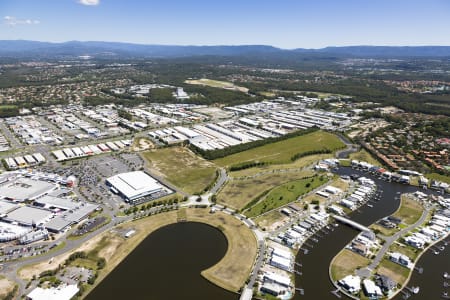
(214, 131, 344, 167)
(217, 169, 314, 210)
(244, 175, 326, 218)
(142, 147, 218, 194)
(330, 249, 371, 281)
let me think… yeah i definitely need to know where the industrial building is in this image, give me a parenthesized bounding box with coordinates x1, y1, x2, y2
(106, 171, 169, 203)
(3, 153, 46, 170)
(0, 177, 57, 202)
(0, 171, 98, 240)
(0, 199, 18, 215)
(4, 206, 53, 227)
(27, 284, 79, 300)
(52, 139, 130, 161)
(0, 222, 30, 242)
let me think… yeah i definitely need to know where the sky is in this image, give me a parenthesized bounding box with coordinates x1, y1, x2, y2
(1, 0, 450, 49)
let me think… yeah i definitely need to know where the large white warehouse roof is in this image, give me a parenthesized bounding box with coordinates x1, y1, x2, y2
(106, 171, 164, 201)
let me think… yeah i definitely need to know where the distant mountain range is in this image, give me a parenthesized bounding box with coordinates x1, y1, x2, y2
(1, 40, 450, 58)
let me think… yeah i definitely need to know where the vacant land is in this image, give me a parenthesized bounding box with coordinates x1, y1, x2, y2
(330, 249, 371, 281)
(186, 208, 257, 292)
(214, 131, 344, 167)
(255, 210, 289, 231)
(185, 78, 249, 93)
(348, 149, 380, 166)
(389, 242, 420, 260)
(18, 228, 127, 282)
(0, 276, 16, 299)
(329, 177, 350, 192)
(392, 196, 424, 226)
(370, 223, 399, 237)
(303, 192, 328, 206)
(377, 258, 409, 284)
(302, 176, 349, 205)
(217, 169, 314, 210)
(142, 146, 218, 194)
(244, 175, 326, 218)
(132, 137, 154, 152)
(229, 153, 333, 178)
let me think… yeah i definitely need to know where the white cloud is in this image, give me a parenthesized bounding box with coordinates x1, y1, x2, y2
(78, 0, 100, 5)
(4, 16, 40, 26)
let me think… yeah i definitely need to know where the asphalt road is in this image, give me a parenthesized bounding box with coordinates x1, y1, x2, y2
(335, 133, 359, 159)
(210, 168, 228, 195)
(365, 207, 430, 272)
(3, 212, 132, 297)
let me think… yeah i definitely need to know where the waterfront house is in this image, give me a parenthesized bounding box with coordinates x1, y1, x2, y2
(263, 271, 291, 287)
(270, 255, 292, 271)
(350, 241, 369, 256)
(362, 279, 383, 298)
(338, 275, 361, 294)
(374, 274, 397, 294)
(389, 252, 413, 269)
(404, 236, 425, 249)
(260, 282, 282, 297)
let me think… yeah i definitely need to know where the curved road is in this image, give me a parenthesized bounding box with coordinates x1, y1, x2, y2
(334, 133, 359, 159)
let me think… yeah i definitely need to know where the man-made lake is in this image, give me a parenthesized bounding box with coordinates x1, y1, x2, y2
(86, 222, 238, 300)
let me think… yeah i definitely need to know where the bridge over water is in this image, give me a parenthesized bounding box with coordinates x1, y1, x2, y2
(332, 215, 371, 232)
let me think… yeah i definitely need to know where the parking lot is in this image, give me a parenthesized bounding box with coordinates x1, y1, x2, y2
(93, 155, 131, 178)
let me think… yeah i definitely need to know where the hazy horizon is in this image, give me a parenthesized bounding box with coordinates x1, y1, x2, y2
(1, 0, 450, 49)
(3, 39, 450, 50)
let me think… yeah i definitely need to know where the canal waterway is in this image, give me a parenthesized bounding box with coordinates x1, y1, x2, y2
(86, 222, 238, 300)
(293, 167, 446, 300)
(392, 238, 450, 300)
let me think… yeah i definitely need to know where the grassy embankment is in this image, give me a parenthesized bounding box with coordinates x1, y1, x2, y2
(184, 208, 257, 292)
(142, 146, 218, 194)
